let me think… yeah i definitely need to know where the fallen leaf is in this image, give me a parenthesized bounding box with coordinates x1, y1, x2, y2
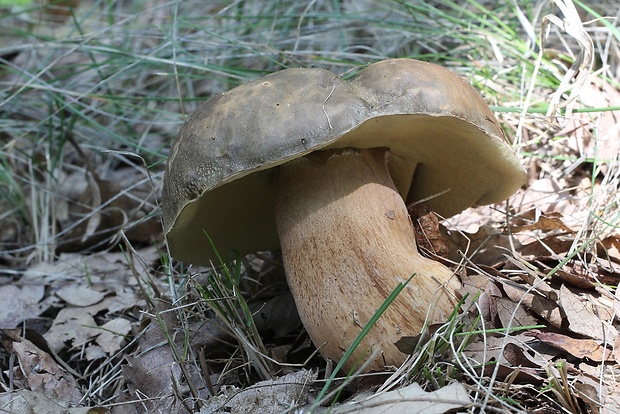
(573, 379, 603, 414)
(409, 202, 449, 259)
(496, 297, 538, 329)
(186, 292, 301, 353)
(43, 307, 98, 353)
(510, 179, 575, 228)
(518, 235, 575, 259)
(526, 330, 615, 362)
(602, 376, 620, 414)
(508, 257, 559, 300)
(457, 274, 502, 325)
(58, 165, 160, 252)
(95, 317, 132, 355)
(85, 345, 107, 361)
(2, 335, 82, 406)
(559, 284, 617, 342)
(501, 342, 543, 368)
(40, 0, 80, 24)
(202, 369, 317, 414)
(513, 213, 574, 233)
(19, 251, 150, 323)
(0, 390, 93, 414)
(22, 249, 158, 287)
(330, 382, 471, 414)
(557, 79, 620, 170)
(580, 258, 620, 286)
(442, 225, 518, 266)
(482, 363, 544, 386)
(118, 300, 182, 413)
(0, 284, 45, 327)
(500, 281, 563, 328)
(86, 290, 142, 315)
(394, 322, 450, 355)
(464, 335, 548, 385)
(536, 258, 596, 289)
(616, 288, 620, 326)
(536, 256, 620, 289)
(250, 292, 302, 338)
(600, 234, 620, 263)
(56, 285, 106, 307)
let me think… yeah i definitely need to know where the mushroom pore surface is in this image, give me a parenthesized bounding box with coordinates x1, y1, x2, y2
(275, 147, 461, 372)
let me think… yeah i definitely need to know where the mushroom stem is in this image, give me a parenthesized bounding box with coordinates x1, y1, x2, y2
(275, 148, 461, 373)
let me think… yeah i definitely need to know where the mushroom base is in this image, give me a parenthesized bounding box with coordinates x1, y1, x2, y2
(275, 148, 462, 373)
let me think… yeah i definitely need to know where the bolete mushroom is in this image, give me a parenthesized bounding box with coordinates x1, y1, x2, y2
(162, 59, 526, 372)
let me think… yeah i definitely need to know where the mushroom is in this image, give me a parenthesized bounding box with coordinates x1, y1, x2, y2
(162, 59, 526, 373)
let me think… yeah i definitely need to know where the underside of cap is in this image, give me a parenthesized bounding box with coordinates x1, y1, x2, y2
(162, 59, 526, 265)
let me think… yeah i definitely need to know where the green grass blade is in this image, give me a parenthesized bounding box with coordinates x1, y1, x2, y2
(311, 273, 416, 409)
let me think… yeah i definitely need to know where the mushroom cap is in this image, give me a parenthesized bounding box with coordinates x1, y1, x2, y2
(162, 58, 526, 265)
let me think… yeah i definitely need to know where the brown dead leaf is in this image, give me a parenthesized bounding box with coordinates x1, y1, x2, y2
(602, 375, 620, 414)
(501, 342, 543, 368)
(250, 292, 302, 338)
(616, 289, 620, 328)
(0, 284, 45, 328)
(21, 251, 151, 312)
(330, 382, 471, 414)
(573, 378, 604, 414)
(118, 300, 184, 413)
(40, 0, 80, 23)
(513, 213, 574, 234)
(202, 370, 318, 414)
(558, 80, 620, 169)
(22, 251, 138, 284)
(510, 212, 577, 257)
(95, 317, 132, 355)
(12, 340, 82, 403)
(43, 307, 98, 353)
(536, 257, 620, 289)
(57, 153, 161, 252)
(518, 235, 576, 259)
(59, 172, 130, 251)
(17, 250, 144, 363)
(185, 292, 301, 354)
(0, 390, 93, 414)
(496, 297, 538, 329)
(559, 284, 617, 342)
(587, 288, 617, 324)
(527, 330, 615, 364)
(409, 202, 449, 259)
(85, 345, 107, 361)
(587, 257, 620, 286)
(442, 225, 518, 266)
(483, 363, 545, 386)
(56, 285, 106, 307)
(2, 334, 82, 405)
(459, 274, 496, 292)
(536, 258, 596, 289)
(465, 335, 546, 384)
(508, 257, 558, 300)
(500, 280, 564, 328)
(579, 362, 620, 414)
(457, 274, 502, 324)
(600, 234, 620, 263)
(511, 179, 576, 226)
